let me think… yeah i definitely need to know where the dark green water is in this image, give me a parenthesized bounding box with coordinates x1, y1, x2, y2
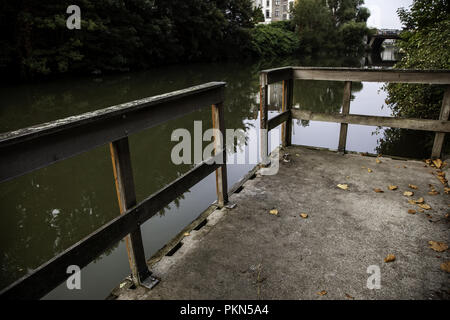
(0, 54, 433, 299)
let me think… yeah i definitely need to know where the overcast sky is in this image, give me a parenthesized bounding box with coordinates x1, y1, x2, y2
(364, 0, 413, 29)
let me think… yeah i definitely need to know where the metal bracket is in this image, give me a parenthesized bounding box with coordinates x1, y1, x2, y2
(141, 275, 160, 290)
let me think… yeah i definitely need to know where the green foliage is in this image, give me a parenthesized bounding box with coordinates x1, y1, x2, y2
(0, 0, 263, 80)
(250, 23, 299, 57)
(291, 0, 369, 55)
(385, 0, 450, 120)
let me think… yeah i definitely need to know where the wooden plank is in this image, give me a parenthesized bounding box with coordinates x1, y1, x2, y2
(291, 110, 450, 132)
(212, 103, 228, 207)
(338, 81, 352, 153)
(283, 79, 293, 146)
(431, 86, 450, 158)
(0, 82, 226, 183)
(0, 154, 221, 300)
(260, 67, 292, 85)
(260, 84, 269, 166)
(268, 111, 290, 131)
(292, 67, 450, 84)
(110, 138, 151, 285)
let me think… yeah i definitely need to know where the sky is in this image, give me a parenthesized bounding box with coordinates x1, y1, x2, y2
(364, 0, 414, 29)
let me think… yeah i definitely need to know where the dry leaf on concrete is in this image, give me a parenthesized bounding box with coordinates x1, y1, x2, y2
(408, 184, 418, 190)
(408, 209, 416, 214)
(403, 191, 414, 197)
(433, 159, 443, 169)
(384, 254, 396, 263)
(269, 209, 278, 215)
(428, 241, 448, 252)
(300, 213, 308, 219)
(441, 261, 450, 273)
(388, 185, 398, 190)
(337, 184, 349, 190)
(418, 204, 431, 210)
(374, 188, 384, 193)
(317, 290, 327, 296)
(367, 168, 373, 173)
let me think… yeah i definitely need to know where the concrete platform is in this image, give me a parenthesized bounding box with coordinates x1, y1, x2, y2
(114, 146, 450, 300)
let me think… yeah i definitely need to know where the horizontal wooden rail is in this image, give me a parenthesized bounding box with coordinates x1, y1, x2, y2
(0, 153, 222, 300)
(0, 82, 226, 183)
(268, 111, 291, 131)
(291, 109, 450, 132)
(260, 67, 450, 85)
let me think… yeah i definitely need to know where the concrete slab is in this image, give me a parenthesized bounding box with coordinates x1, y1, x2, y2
(114, 146, 450, 300)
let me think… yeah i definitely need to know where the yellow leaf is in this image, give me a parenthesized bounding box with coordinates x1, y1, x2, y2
(376, 159, 381, 164)
(408, 200, 416, 205)
(317, 290, 327, 296)
(374, 188, 384, 193)
(408, 209, 416, 214)
(433, 159, 443, 169)
(418, 209, 424, 213)
(403, 191, 414, 197)
(367, 168, 373, 173)
(408, 184, 418, 190)
(337, 184, 349, 190)
(184, 232, 190, 237)
(384, 254, 396, 263)
(428, 191, 439, 195)
(428, 241, 448, 252)
(300, 213, 308, 219)
(269, 209, 278, 215)
(445, 187, 450, 194)
(441, 261, 450, 273)
(415, 197, 424, 204)
(418, 204, 431, 210)
(388, 185, 398, 190)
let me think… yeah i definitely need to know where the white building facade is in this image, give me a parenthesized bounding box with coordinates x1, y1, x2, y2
(252, 0, 295, 24)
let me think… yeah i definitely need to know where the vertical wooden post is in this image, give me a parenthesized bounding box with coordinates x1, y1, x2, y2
(338, 81, 352, 153)
(260, 74, 269, 166)
(212, 103, 228, 207)
(431, 86, 450, 159)
(110, 137, 153, 287)
(282, 79, 293, 147)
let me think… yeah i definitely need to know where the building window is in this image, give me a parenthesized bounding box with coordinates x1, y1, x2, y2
(275, 10, 279, 17)
(267, 0, 270, 7)
(275, 0, 280, 5)
(283, 4, 287, 12)
(283, 13, 287, 20)
(266, 10, 270, 18)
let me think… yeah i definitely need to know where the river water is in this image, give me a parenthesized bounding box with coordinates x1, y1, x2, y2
(0, 51, 433, 299)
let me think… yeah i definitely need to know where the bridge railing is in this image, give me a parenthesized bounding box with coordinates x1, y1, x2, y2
(260, 67, 450, 160)
(0, 82, 228, 300)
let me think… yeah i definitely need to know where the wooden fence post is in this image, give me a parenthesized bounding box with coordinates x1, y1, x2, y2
(212, 103, 228, 207)
(431, 86, 450, 159)
(338, 81, 352, 153)
(110, 137, 158, 288)
(282, 79, 293, 147)
(260, 74, 269, 166)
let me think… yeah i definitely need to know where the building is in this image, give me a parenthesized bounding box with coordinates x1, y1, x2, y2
(252, 0, 295, 24)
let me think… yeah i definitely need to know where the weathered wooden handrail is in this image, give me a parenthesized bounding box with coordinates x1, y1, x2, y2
(261, 67, 450, 159)
(0, 82, 228, 299)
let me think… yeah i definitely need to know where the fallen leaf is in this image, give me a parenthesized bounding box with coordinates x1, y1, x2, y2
(296, 154, 300, 157)
(408, 184, 418, 190)
(415, 197, 425, 204)
(408, 209, 416, 214)
(388, 185, 398, 190)
(433, 159, 443, 169)
(374, 188, 384, 193)
(183, 232, 190, 237)
(408, 200, 416, 205)
(429, 241, 448, 252)
(300, 213, 308, 219)
(445, 187, 450, 194)
(418, 209, 424, 213)
(269, 209, 278, 215)
(345, 293, 354, 300)
(367, 168, 373, 173)
(337, 184, 349, 190)
(418, 203, 431, 210)
(428, 191, 439, 195)
(403, 191, 414, 197)
(425, 159, 432, 165)
(441, 261, 450, 273)
(317, 290, 327, 296)
(376, 159, 381, 164)
(384, 254, 396, 263)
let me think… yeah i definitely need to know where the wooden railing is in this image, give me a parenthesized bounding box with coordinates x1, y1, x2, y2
(0, 82, 228, 299)
(260, 67, 450, 159)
